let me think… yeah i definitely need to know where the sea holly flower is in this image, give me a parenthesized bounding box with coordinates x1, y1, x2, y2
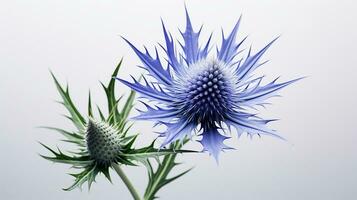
(40, 61, 187, 193)
(117, 9, 301, 161)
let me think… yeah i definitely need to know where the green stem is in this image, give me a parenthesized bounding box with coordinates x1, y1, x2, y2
(143, 141, 185, 200)
(113, 164, 141, 200)
(144, 155, 175, 200)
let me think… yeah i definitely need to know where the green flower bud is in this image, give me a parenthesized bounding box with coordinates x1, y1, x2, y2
(86, 118, 122, 166)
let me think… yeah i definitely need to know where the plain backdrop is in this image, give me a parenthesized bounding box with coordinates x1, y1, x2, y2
(1, 0, 356, 199)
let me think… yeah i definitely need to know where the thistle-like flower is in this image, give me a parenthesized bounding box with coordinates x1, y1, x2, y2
(117, 9, 301, 161)
(40, 62, 180, 191)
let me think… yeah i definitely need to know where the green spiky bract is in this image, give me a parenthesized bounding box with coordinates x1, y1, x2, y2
(40, 60, 193, 193)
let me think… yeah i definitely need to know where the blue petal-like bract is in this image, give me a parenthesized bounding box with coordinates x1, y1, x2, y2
(160, 119, 196, 148)
(122, 38, 173, 85)
(116, 77, 173, 103)
(133, 103, 180, 122)
(200, 128, 231, 162)
(161, 20, 181, 74)
(118, 8, 300, 161)
(235, 38, 279, 84)
(218, 17, 244, 64)
(180, 7, 200, 64)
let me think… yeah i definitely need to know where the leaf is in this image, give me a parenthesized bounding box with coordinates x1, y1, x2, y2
(125, 147, 196, 158)
(121, 134, 138, 149)
(106, 96, 123, 125)
(63, 165, 98, 191)
(39, 143, 92, 166)
(121, 123, 133, 137)
(143, 140, 193, 200)
(158, 167, 193, 187)
(96, 105, 105, 121)
(101, 59, 123, 125)
(39, 126, 85, 146)
(88, 91, 93, 117)
(116, 155, 137, 166)
(100, 167, 112, 183)
(120, 89, 136, 122)
(120, 139, 196, 168)
(122, 150, 177, 160)
(50, 71, 86, 131)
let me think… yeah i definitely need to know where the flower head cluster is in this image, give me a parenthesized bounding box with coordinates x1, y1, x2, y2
(118, 9, 300, 161)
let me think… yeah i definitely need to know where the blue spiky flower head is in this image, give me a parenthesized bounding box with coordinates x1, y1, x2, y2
(118, 8, 301, 161)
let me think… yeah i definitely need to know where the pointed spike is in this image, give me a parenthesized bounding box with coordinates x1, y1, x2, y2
(88, 90, 93, 117)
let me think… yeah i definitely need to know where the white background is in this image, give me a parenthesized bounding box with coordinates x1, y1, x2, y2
(1, 0, 356, 199)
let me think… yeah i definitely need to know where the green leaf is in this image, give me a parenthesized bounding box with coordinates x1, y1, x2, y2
(122, 150, 173, 160)
(64, 165, 98, 191)
(100, 167, 112, 183)
(121, 123, 133, 137)
(158, 167, 193, 188)
(143, 140, 193, 200)
(120, 139, 196, 167)
(116, 156, 137, 166)
(106, 96, 123, 125)
(39, 126, 85, 145)
(119, 76, 141, 123)
(88, 91, 93, 117)
(96, 105, 105, 121)
(101, 59, 123, 124)
(121, 134, 138, 148)
(39, 143, 92, 166)
(50, 71, 86, 131)
(120, 89, 136, 122)
(124, 148, 195, 160)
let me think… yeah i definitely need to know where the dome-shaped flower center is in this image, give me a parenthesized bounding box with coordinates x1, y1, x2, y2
(86, 119, 122, 166)
(180, 60, 232, 126)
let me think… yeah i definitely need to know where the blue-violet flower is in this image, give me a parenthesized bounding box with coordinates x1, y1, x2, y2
(117, 9, 301, 161)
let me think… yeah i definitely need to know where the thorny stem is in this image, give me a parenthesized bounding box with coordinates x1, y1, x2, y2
(113, 163, 141, 200)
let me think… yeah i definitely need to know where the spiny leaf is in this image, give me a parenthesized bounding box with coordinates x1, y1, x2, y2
(39, 143, 92, 166)
(50, 71, 86, 131)
(64, 165, 97, 191)
(121, 134, 138, 149)
(143, 140, 193, 200)
(86, 168, 98, 190)
(101, 167, 112, 183)
(121, 123, 133, 137)
(115, 156, 137, 166)
(96, 105, 105, 121)
(116, 118, 127, 134)
(101, 59, 123, 124)
(88, 91, 93, 117)
(120, 89, 136, 122)
(158, 167, 193, 188)
(119, 76, 142, 123)
(106, 96, 123, 125)
(120, 141, 196, 168)
(40, 126, 84, 145)
(122, 149, 185, 160)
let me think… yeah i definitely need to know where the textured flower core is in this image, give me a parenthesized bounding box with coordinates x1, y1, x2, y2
(178, 60, 232, 127)
(86, 119, 122, 166)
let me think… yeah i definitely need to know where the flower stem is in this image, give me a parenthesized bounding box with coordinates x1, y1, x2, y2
(113, 164, 141, 200)
(143, 140, 188, 200)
